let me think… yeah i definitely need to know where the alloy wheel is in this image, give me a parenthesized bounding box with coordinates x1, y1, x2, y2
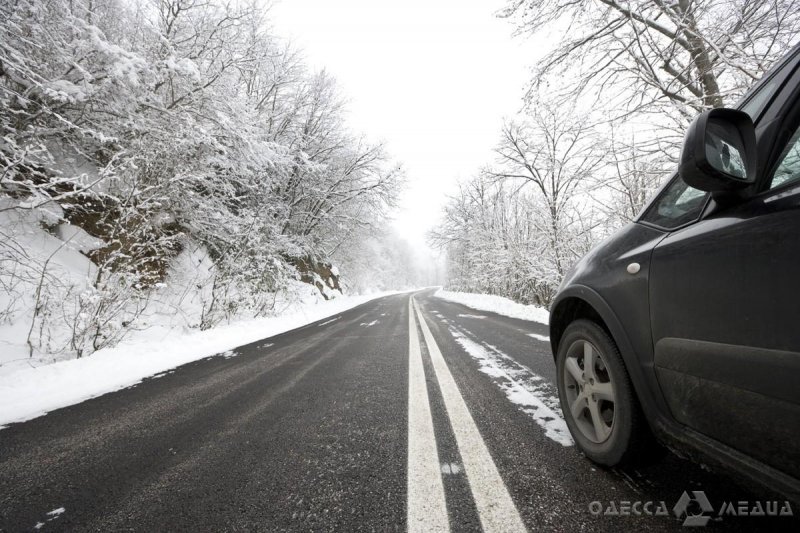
(562, 340, 616, 443)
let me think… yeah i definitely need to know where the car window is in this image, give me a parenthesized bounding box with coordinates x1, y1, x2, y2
(769, 126, 800, 190)
(640, 177, 709, 229)
(738, 45, 800, 121)
(740, 75, 782, 121)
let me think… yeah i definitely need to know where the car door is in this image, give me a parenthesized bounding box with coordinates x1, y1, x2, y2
(647, 67, 800, 480)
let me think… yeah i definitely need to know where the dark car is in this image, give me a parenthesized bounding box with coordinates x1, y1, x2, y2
(549, 43, 800, 503)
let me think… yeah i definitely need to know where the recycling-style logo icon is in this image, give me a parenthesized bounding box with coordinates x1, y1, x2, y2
(674, 490, 714, 526)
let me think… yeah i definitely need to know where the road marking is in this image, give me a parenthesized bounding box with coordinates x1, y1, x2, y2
(413, 298, 527, 533)
(407, 298, 449, 533)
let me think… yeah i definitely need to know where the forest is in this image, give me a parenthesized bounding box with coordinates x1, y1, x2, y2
(1, 0, 412, 359)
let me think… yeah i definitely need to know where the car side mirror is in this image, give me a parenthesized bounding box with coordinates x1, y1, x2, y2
(679, 108, 757, 192)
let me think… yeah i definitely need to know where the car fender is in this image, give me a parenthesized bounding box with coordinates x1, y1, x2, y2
(550, 284, 672, 433)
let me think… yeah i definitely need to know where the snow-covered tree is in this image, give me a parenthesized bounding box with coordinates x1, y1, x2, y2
(0, 0, 405, 356)
(502, 0, 800, 120)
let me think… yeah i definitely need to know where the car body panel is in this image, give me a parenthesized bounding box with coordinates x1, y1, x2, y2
(650, 183, 800, 480)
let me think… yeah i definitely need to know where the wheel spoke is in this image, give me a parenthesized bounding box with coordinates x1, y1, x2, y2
(588, 399, 610, 441)
(570, 392, 587, 420)
(583, 342, 597, 381)
(592, 381, 614, 402)
(565, 357, 583, 383)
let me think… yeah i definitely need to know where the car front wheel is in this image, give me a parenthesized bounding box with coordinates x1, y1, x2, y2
(556, 319, 658, 466)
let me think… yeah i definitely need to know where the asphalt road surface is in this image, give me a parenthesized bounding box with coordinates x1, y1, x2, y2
(1, 290, 797, 531)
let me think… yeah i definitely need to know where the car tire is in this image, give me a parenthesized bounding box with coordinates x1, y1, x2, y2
(556, 319, 661, 466)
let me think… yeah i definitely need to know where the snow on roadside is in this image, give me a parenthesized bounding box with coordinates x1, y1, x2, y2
(0, 291, 400, 428)
(434, 289, 550, 325)
(448, 325, 573, 446)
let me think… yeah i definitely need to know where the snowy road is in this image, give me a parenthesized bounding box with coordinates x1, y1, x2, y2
(0, 291, 795, 531)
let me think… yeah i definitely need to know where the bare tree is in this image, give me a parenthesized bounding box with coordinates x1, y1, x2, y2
(431, 105, 603, 305)
(501, 0, 800, 122)
(586, 128, 669, 230)
(490, 105, 604, 279)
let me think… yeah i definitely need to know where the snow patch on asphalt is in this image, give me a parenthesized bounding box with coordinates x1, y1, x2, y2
(457, 313, 486, 319)
(0, 291, 400, 428)
(359, 320, 379, 327)
(441, 463, 462, 474)
(318, 317, 340, 326)
(435, 289, 550, 325)
(448, 326, 573, 447)
(34, 507, 65, 529)
(528, 333, 550, 342)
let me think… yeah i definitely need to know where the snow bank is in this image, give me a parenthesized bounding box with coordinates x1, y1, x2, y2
(0, 291, 398, 428)
(434, 289, 550, 325)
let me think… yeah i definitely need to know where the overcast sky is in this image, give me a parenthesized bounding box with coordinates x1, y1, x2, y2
(269, 0, 537, 253)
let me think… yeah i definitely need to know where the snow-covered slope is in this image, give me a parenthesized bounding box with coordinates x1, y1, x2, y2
(0, 198, 410, 428)
(0, 200, 100, 365)
(433, 289, 550, 325)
